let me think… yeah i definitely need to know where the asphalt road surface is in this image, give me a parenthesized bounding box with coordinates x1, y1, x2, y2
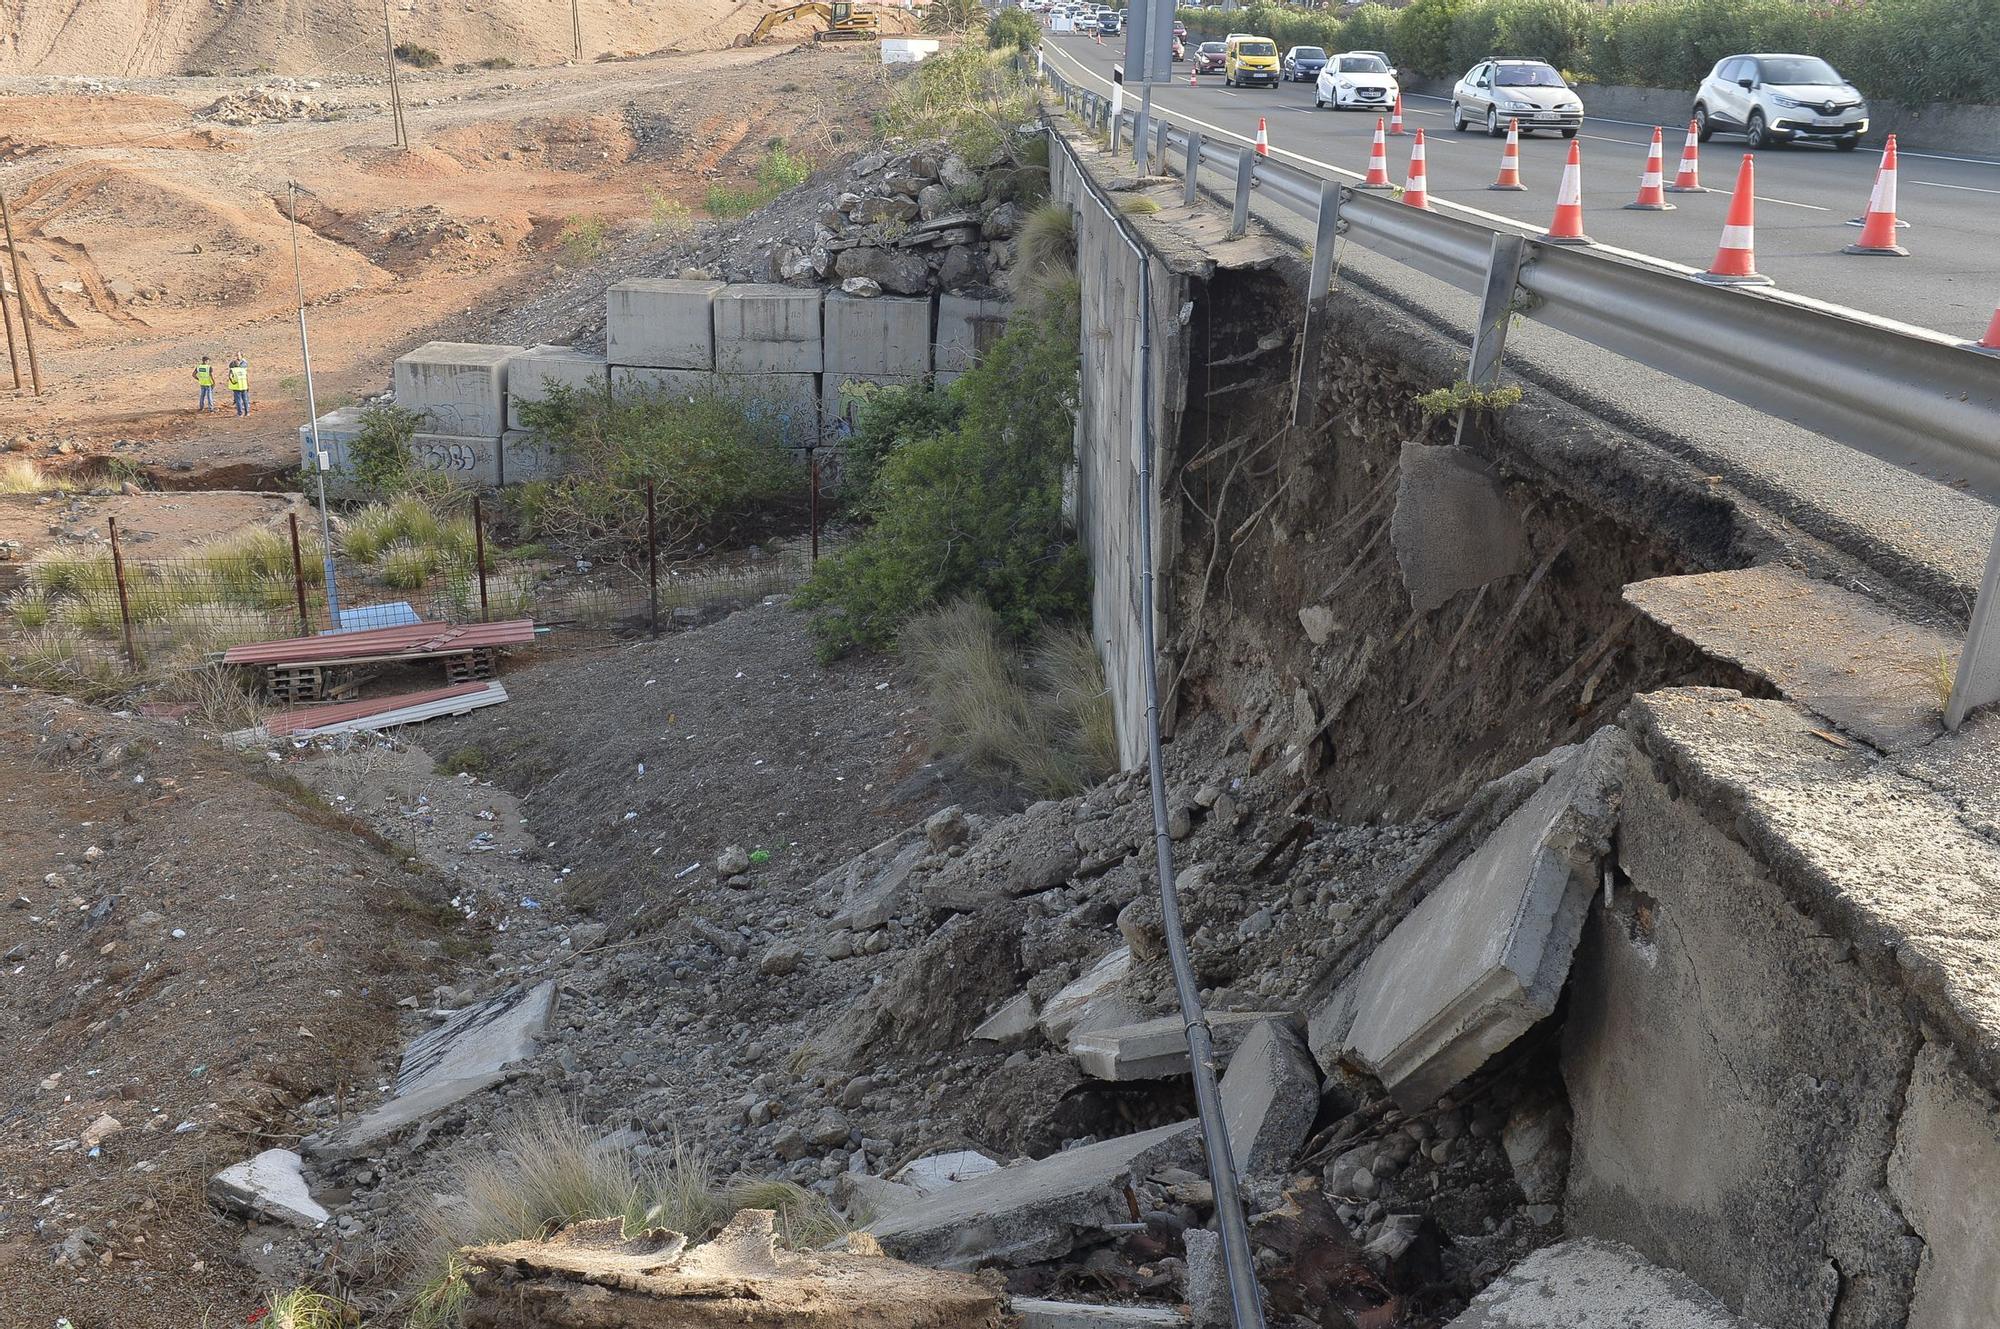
(1041, 34, 2000, 625)
(1043, 34, 2000, 340)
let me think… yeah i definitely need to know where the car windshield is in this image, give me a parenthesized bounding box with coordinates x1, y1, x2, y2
(1494, 63, 1565, 87)
(1758, 55, 1842, 85)
(1338, 55, 1388, 73)
(1239, 41, 1275, 56)
(1294, 47, 1325, 59)
(1200, 42, 1224, 54)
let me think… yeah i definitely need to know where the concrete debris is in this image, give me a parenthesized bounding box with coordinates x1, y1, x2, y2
(1499, 1098, 1570, 1207)
(1445, 1239, 1768, 1327)
(835, 838, 929, 933)
(971, 992, 1038, 1045)
(1011, 1299, 1188, 1327)
(1333, 729, 1627, 1109)
(926, 804, 971, 852)
(926, 800, 1081, 912)
(893, 1150, 1001, 1195)
(1068, 1009, 1295, 1082)
(1390, 442, 1530, 615)
(461, 1208, 1005, 1328)
(207, 1149, 329, 1229)
(1218, 1019, 1320, 1180)
(307, 980, 556, 1160)
(1038, 946, 1139, 1046)
(1887, 1044, 2000, 1329)
(1181, 1227, 1228, 1329)
(866, 1120, 1201, 1269)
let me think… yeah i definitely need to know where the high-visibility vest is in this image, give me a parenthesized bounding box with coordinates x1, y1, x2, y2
(195, 364, 214, 387)
(227, 365, 248, 392)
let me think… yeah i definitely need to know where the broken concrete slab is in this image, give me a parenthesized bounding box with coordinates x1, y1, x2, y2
(1218, 1019, 1319, 1180)
(925, 802, 1080, 913)
(1887, 1044, 2000, 1329)
(207, 1148, 328, 1229)
(1337, 729, 1626, 1110)
(1069, 1010, 1297, 1081)
(1446, 1239, 1767, 1327)
(1624, 565, 1951, 753)
(1182, 1227, 1228, 1329)
(866, 1120, 1202, 1269)
(894, 1150, 1002, 1196)
(463, 1208, 1003, 1328)
(1038, 946, 1138, 1047)
(834, 837, 928, 933)
(307, 980, 556, 1160)
(1391, 442, 1529, 615)
(1012, 1299, 1188, 1328)
(972, 992, 1038, 1045)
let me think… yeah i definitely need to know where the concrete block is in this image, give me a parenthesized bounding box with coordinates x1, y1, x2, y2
(1218, 1019, 1319, 1180)
(972, 992, 1038, 1044)
(505, 344, 608, 430)
(714, 283, 824, 374)
(865, 1119, 1201, 1269)
(1039, 946, 1136, 1046)
(1390, 442, 1529, 614)
(1446, 1239, 1767, 1327)
(833, 837, 928, 933)
(613, 366, 820, 449)
(1182, 1228, 1228, 1329)
(894, 1150, 1002, 1196)
(411, 433, 501, 488)
(500, 430, 562, 486)
(207, 1149, 329, 1228)
(307, 981, 555, 1160)
(393, 341, 520, 439)
(823, 372, 921, 437)
(606, 278, 724, 370)
(1069, 1010, 1297, 1081)
(1888, 1047, 2000, 1328)
(824, 291, 933, 376)
(934, 293, 1011, 382)
(1012, 1299, 1187, 1328)
(298, 406, 368, 498)
(1341, 728, 1626, 1110)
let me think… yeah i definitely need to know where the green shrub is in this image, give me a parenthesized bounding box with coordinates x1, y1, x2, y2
(704, 146, 813, 217)
(341, 404, 419, 496)
(989, 7, 1041, 52)
(560, 214, 609, 263)
(396, 42, 443, 67)
(878, 47, 1037, 165)
(835, 380, 966, 511)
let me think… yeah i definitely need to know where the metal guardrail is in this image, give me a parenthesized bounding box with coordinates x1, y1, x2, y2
(1042, 51, 2000, 730)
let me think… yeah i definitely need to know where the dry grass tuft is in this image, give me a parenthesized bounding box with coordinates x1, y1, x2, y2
(0, 454, 47, 494)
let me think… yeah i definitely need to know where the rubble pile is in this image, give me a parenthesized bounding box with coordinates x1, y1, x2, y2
(195, 82, 335, 125)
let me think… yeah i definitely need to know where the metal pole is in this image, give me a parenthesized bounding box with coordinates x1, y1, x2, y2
(646, 480, 660, 637)
(1134, 84, 1153, 170)
(571, 0, 583, 60)
(1945, 528, 2000, 730)
(0, 261, 22, 391)
(289, 183, 341, 624)
(472, 495, 490, 622)
(1184, 129, 1201, 208)
(0, 189, 44, 396)
(287, 512, 311, 634)
(1455, 232, 1529, 448)
(106, 517, 138, 668)
(1229, 146, 1253, 238)
(1307, 181, 1341, 301)
(1154, 116, 1170, 179)
(808, 449, 821, 563)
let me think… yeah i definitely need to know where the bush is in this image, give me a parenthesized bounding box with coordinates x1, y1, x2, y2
(395, 42, 442, 67)
(989, 7, 1041, 52)
(0, 455, 46, 494)
(878, 47, 1037, 165)
(705, 145, 813, 217)
(559, 214, 609, 263)
(342, 404, 419, 495)
(835, 380, 965, 510)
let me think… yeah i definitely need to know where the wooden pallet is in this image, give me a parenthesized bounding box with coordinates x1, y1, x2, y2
(266, 663, 327, 703)
(443, 648, 498, 685)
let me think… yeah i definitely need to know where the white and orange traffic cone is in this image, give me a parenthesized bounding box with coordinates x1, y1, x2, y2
(1666, 119, 1705, 193)
(1488, 118, 1525, 191)
(1844, 134, 1910, 255)
(1254, 117, 1269, 157)
(1359, 118, 1393, 189)
(1969, 302, 2000, 356)
(1401, 129, 1431, 209)
(1189, 65, 1197, 88)
(1544, 139, 1592, 244)
(1388, 93, 1406, 135)
(1695, 155, 1774, 286)
(1624, 127, 1676, 211)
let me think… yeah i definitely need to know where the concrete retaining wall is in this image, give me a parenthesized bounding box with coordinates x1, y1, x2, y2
(506, 345, 608, 431)
(606, 278, 724, 370)
(824, 292, 933, 378)
(714, 284, 824, 374)
(935, 293, 1011, 383)
(393, 342, 519, 439)
(612, 366, 821, 449)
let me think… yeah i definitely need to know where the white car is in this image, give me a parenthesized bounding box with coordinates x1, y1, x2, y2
(1314, 51, 1398, 112)
(1693, 53, 1867, 150)
(1451, 58, 1583, 137)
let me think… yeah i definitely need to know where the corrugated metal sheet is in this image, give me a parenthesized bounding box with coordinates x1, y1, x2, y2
(251, 680, 508, 739)
(223, 618, 535, 666)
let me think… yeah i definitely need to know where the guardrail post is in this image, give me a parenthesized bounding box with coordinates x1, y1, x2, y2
(1308, 181, 1341, 299)
(1110, 106, 1123, 153)
(1154, 117, 1170, 176)
(1184, 130, 1201, 207)
(1455, 232, 1530, 446)
(1946, 531, 2000, 730)
(1230, 146, 1253, 238)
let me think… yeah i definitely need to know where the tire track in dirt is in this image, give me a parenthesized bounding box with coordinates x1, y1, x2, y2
(684, 113, 755, 176)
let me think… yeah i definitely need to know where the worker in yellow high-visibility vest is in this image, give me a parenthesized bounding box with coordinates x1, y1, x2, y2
(226, 356, 250, 416)
(193, 355, 215, 412)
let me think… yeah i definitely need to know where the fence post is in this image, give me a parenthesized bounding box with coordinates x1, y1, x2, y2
(106, 517, 137, 668)
(646, 480, 660, 637)
(808, 448, 821, 563)
(286, 511, 310, 635)
(1455, 232, 1530, 447)
(1230, 146, 1253, 238)
(471, 495, 490, 622)
(1184, 129, 1201, 208)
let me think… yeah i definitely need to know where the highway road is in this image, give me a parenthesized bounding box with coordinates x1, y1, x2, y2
(1042, 34, 2000, 339)
(1039, 33, 2000, 626)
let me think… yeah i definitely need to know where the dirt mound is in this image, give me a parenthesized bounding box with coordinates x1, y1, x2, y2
(196, 84, 335, 126)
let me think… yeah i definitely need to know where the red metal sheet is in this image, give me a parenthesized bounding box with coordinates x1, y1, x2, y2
(261, 681, 493, 737)
(222, 618, 535, 666)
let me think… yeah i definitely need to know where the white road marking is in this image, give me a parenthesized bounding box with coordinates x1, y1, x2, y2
(1753, 195, 1831, 211)
(1910, 179, 2000, 195)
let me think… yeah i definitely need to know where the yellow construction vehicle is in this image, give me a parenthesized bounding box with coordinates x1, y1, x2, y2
(741, 1, 880, 44)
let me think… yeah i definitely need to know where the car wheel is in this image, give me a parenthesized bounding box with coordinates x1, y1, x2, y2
(1486, 107, 1502, 137)
(1561, 127, 1577, 139)
(1745, 109, 1768, 149)
(1451, 100, 1467, 131)
(1693, 104, 1713, 142)
(1836, 135, 1860, 151)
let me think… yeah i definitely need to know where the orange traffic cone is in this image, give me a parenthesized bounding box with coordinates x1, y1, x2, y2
(1488, 118, 1524, 191)
(1544, 139, 1591, 244)
(1254, 117, 1269, 157)
(1388, 93, 1406, 136)
(1666, 120, 1705, 193)
(1401, 129, 1431, 209)
(1189, 66, 1197, 88)
(1969, 302, 2000, 355)
(1624, 127, 1676, 211)
(1695, 155, 1774, 286)
(1844, 134, 1909, 255)
(1359, 118, 1392, 189)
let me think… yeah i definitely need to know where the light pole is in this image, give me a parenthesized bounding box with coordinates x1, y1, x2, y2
(289, 182, 341, 626)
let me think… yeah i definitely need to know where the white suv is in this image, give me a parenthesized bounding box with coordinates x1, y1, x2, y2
(1693, 54, 1867, 151)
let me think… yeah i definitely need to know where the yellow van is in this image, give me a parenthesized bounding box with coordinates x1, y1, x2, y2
(1224, 34, 1280, 88)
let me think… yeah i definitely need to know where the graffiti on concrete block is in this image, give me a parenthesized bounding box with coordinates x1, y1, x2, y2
(415, 439, 487, 474)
